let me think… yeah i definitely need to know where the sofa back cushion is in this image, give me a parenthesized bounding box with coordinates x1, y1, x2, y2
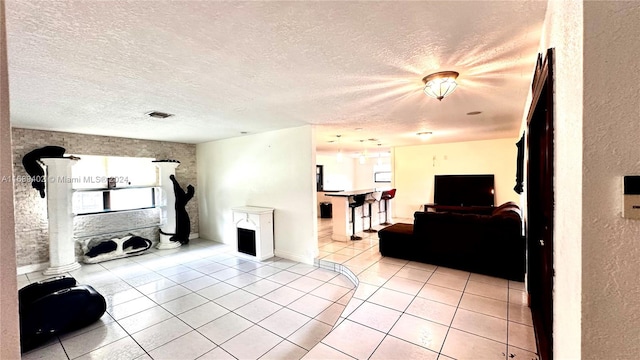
(413, 211, 491, 265)
(414, 211, 492, 239)
(492, 201, 521, 217)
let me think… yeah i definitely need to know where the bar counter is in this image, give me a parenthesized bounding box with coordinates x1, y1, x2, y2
(324, 189, 386, 241)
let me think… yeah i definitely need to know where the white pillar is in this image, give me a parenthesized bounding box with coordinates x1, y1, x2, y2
(41, 157, 81, 275)
(154, 161, 181, 249)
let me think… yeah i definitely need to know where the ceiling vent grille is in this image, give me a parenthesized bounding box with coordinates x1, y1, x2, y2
(145, 111, 174, 119)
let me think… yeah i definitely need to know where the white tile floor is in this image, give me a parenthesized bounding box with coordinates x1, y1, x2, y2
(309, 218, 538, 360)
(18, 217, 539, 360)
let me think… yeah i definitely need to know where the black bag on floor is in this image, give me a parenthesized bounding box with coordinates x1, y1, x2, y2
(18, 276, 77, 312)
(19, 276, 106, 353)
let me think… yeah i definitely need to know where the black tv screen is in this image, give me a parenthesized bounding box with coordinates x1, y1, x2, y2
(434, 174, 495, 207)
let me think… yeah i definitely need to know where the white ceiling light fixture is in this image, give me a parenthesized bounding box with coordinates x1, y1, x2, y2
(422, 71, 459, 101)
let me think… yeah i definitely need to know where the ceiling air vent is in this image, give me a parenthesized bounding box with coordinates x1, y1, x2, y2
(145, 111, 174, 119)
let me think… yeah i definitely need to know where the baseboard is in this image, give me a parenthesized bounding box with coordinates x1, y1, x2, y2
(17, 262, 48, 275)
(274, 249, 314, 265)
(189, 233, 199, 239)
(196, 236, 229, 245)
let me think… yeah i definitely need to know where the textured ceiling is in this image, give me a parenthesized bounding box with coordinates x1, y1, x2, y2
(5, 1, 547, 154)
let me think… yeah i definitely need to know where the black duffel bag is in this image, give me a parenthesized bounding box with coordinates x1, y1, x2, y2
(19, 276, 106, 352)
(18, 276, 77, 312)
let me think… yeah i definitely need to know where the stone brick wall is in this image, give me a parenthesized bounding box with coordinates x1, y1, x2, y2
(11, 128, 198, 267)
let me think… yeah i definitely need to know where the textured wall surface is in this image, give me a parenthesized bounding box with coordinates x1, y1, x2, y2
(11, 128, 198, 267)
(531, 1, 584, 359)
(582, 2, 640, 358)
(0, 1, 20, 357)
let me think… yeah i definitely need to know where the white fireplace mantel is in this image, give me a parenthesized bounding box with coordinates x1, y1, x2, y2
(231, 206, 274, 261)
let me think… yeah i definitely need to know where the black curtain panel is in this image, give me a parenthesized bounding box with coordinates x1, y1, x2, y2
(514, 134, 524, 194)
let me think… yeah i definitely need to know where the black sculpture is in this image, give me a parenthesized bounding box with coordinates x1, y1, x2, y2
(21, 146, 66, 198)
(160, 174, 194, 244)
(84, 240, 117, 257)
(83, 235, 152, 261)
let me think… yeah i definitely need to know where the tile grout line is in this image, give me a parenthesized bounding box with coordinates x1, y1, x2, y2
(434, 271, 470, 358)
(506, 284, 511, 359)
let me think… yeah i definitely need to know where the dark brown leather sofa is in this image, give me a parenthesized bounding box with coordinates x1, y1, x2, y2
(378, 202, 525, 281)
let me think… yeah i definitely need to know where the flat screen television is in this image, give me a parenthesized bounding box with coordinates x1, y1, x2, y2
(434, 174, 495, 207)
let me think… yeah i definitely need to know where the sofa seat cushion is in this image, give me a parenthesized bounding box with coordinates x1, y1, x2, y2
(379, 223, 413, 237)
(378, 223, 415, 259)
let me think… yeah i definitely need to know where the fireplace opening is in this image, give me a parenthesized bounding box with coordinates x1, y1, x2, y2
(237, 228, 257, 256)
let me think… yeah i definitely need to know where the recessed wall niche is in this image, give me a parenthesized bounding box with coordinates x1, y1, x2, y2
(11, 128, 198, 269)
(70, 155, 159, 214)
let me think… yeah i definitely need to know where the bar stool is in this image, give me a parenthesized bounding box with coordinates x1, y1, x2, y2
(363, 191, 382, 233)
(379, 189, 396, 225)
(348, 194, 366, 241)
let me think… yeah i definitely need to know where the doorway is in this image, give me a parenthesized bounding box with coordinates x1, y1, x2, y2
(526, 48, 555, 360)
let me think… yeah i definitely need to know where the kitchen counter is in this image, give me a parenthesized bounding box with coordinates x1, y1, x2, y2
(324, 189, 376, 197)
(323, 188, 389, 241)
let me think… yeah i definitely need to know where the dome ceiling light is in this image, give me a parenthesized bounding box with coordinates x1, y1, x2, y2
(422, 71, 459, 101)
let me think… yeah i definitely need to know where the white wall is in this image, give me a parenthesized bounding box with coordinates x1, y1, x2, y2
(0, 1, 20, 356)
(315, 153, 391, 215)
(316, 152, 391, 192)
(197, 126, 318, 264)
(530, 1, 584, 358)
(354, 156, 391, 190)
(581, 2, 640, 358)
(354, 158, 375, 190)
(392, 138, 520, 219)
(316, 153, 354, 191)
